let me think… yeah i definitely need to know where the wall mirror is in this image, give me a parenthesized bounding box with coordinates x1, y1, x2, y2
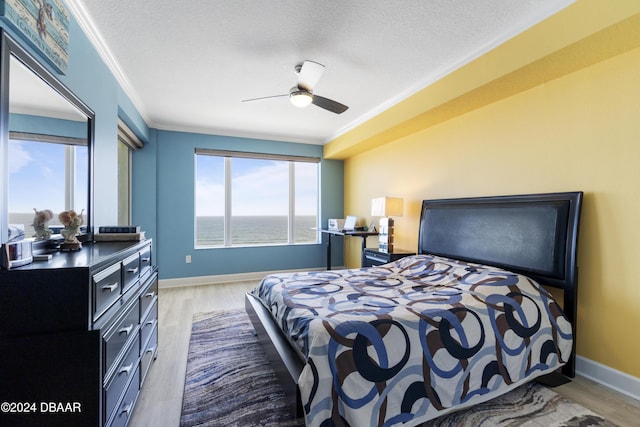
(1, 30, 94, 245)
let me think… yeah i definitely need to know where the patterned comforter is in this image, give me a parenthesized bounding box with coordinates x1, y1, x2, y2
(251, 254, 573, 427)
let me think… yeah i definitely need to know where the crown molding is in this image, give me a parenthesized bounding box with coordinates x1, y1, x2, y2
(325, 0, 575, 144)
(65, 0, 150, 124)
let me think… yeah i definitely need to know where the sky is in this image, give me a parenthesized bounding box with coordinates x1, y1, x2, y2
(195, 156, 318, 216)
(10, 141, 316, 221)
(8, 140, 88, 215)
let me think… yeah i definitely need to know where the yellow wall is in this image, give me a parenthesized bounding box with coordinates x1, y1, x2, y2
(328, 2, 640, 379)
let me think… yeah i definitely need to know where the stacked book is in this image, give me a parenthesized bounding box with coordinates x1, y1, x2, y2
(94, 225, 145, 242)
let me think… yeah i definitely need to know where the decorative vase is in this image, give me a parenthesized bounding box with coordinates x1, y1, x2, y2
(32, 208, 53, 240)
(58, 209, 84, 251)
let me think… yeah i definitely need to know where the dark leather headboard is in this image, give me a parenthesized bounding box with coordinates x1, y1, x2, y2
(418, 192, 583, 378)
(418, 192, 583, 291)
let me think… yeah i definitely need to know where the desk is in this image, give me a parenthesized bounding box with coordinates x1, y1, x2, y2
(320, 229, 378, 270)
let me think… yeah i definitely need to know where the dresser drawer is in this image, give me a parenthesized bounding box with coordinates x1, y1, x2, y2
(104, 335, 139, 423)
(122, 253, 140, 294)
(139, 244, 152, 279)
(140, 326, 157, 385)
(140, 300, 157, 353)
(139, 274, 158, 319)
(104, 299, 139, 376)
(362, 249, 416, 267)
(93, 263, 122, 321)
(107, 366, 140, 427)
(362, 252, 390, 266)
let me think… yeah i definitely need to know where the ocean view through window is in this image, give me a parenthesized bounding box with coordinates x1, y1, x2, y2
(8, 137, 88, 238)
(195, 149, 319, 247)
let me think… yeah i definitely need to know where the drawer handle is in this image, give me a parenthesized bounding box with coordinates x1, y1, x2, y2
(119, 402, 133, 417)
(118, 363, 134, 376)
(144, 291, 155, 299)
(145, 345, 157, 355)
(142, 257, 151, 263)
(101, 283, 119, 292)
(145, 319, 157, 327)
(119, 324, 134, 336)
(127, 267, 139, 275)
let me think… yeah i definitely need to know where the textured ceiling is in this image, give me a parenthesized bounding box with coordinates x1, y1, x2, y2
(69, 0, 574, 144)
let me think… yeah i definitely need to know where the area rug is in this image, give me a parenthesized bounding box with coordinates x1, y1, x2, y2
(180, 309, 615, 427)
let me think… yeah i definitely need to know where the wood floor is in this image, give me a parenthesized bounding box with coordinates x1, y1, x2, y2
(129, 281, 640, 427)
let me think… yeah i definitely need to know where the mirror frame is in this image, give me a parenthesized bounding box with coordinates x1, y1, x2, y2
(0, 29, 95, 244)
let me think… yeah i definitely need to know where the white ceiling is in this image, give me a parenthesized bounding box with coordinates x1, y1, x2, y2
(10, 56, 87, 121)
(68, 0, 574, 145)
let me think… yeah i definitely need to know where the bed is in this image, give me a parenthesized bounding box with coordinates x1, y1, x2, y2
(245, 191, 583, 426)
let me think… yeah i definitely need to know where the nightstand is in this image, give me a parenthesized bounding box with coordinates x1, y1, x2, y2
(362, 248, 416, 267)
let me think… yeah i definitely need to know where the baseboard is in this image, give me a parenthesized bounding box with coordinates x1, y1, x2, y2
(158, 266, 333, 289)
(159, 271, 265, 288)
(576, 355, 640, 401)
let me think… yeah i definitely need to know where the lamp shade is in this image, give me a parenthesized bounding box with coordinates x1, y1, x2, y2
(371, 197, 404, 217)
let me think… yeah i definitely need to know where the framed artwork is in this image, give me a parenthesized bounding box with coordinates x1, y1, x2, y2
(0, 0, 69, 74)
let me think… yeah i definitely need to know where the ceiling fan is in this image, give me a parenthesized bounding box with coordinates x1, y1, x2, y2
(242, 60, 349, 114)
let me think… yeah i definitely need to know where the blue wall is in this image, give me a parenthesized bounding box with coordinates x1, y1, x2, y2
(154, 130, 344, 279)
(1, 17, 150, 231)
(9, 113, 87, 138)
(2, 16, 345, 281)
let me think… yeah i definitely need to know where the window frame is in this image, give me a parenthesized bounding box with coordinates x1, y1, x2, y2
(8, 131, 88, 231)
(195, 148, 320, 248)
(116, 119, 143, 226)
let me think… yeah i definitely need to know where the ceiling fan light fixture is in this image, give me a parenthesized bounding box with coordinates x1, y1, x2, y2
(244, 62, 347, 114)
(290, 90, 313, 108)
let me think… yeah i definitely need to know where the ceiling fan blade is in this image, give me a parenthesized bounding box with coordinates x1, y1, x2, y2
(312, 95, 349, 114)
(297, 60, 325, 91)
(242, 94, 288, 102)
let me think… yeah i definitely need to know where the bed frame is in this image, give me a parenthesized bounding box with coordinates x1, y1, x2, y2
(245, 191, 583, 417)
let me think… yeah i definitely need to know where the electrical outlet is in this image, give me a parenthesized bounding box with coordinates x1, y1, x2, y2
(185, 255, 191, 264)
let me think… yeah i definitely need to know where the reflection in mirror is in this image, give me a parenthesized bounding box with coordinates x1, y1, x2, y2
(8, 57, 88, 240)
(1, 31, 93, 244)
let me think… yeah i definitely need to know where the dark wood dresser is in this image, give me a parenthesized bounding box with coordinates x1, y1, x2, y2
(0, 240, 158, 427)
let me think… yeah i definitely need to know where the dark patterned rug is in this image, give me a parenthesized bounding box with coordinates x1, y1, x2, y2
(180, 309, 615, 427)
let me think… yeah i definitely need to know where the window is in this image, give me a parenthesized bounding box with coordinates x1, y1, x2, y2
(117, 139, 131, 225)
(117, 119, 143, 225)
(195, 149, 319, 247)
(8, 133, 87, 237)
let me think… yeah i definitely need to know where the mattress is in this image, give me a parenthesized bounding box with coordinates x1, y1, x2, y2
(251, 254, 573, 427)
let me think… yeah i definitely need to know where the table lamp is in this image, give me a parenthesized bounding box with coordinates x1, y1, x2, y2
(371, 197, 403, 252)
